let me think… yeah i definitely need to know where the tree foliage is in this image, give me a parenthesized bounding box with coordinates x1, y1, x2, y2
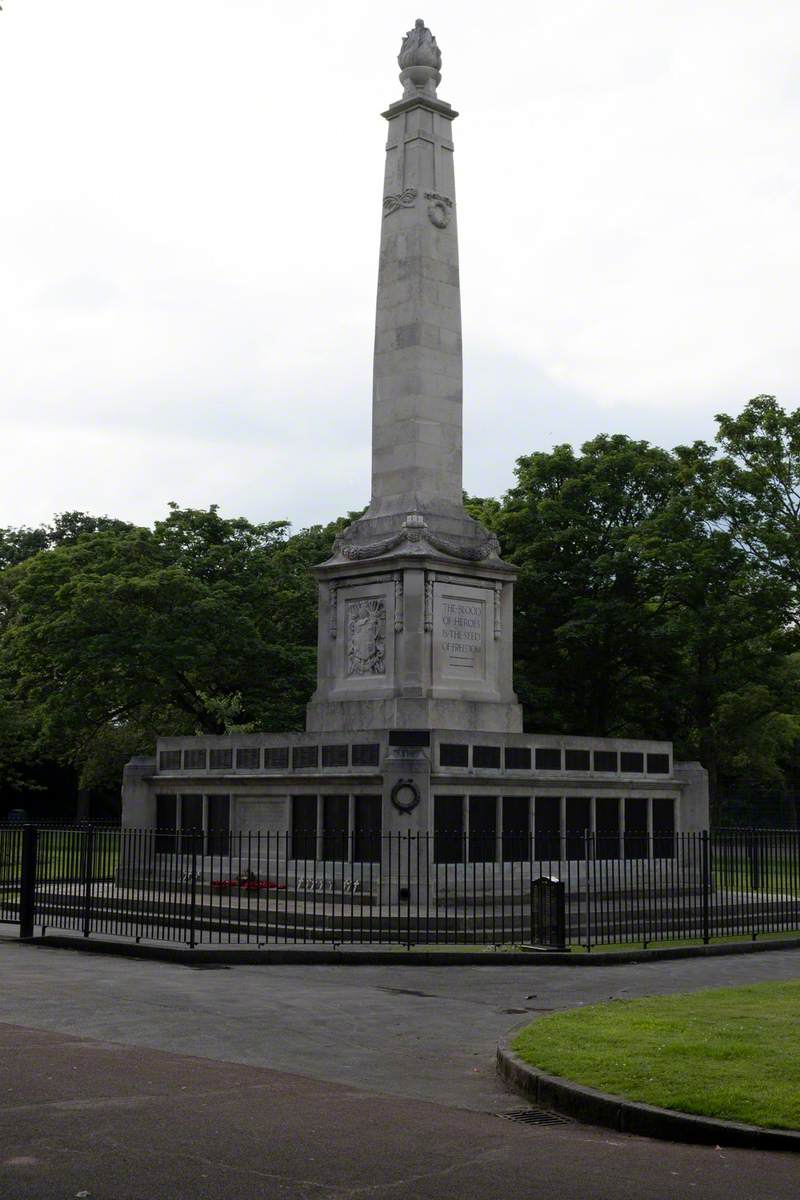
(486, 428, 796, 820)
(0, 505, 353, 812)
(709, 395, 800, 603)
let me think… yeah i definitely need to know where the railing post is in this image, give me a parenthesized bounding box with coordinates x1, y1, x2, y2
(528, 856, 535, 945)
(188, 830, 198, 949)
(584, 830, 592, 952)
(405, 832, 412, 949)
(748, 832, 761, 890)
(82, 826, 95, 938)
(19, 824, 38, 940)
(701, 830, 711, 945)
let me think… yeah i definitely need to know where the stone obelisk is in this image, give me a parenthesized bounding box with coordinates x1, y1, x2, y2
(367, 19, 466, 539)
(306, 19, 522, 735)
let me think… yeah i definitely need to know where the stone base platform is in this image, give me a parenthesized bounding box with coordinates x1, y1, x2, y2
(122, 728, 708, 873)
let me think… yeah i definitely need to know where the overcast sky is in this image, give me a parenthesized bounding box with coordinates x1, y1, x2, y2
(1, 1, 798, 532)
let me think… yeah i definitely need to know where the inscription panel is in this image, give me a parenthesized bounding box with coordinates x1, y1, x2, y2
(433, 583, 489, 682)
(440, 599, 483, 670)
(237, 798, 289, 836)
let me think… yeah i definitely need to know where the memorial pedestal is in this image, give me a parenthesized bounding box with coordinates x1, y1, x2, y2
(306, 550, 522, 734)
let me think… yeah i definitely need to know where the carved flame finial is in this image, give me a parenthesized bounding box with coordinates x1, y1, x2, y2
(397, 17, 442, 99)
(398, 18, 442, 71)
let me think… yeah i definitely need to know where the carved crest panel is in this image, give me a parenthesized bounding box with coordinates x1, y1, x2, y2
(346, 598, 386, 676)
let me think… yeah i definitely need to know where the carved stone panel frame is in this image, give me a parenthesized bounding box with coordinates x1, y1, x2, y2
(333, 578, 397, 695)
(431, 578, 501, 700)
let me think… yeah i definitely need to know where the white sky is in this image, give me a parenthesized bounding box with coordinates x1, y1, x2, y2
(1, 1, 798, 531)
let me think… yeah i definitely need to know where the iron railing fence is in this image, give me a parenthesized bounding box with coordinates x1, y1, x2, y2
(0, 824, 22, 926)
(717, 792, 800, 830)
(1, 825, 800, 950)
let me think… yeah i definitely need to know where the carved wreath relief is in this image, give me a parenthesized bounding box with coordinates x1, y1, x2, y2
(346, 598, 386, 676)
(424, 191, 453, 228)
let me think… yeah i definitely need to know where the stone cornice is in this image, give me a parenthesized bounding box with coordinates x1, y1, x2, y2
(312, 549, 517, 581)
(382, 96, 458, 122)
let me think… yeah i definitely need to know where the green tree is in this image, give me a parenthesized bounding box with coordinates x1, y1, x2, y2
(0, 511, 134, 571)
(495, 434, 796, 818)
(711, 395, 800, 600)
(0, 505, 342, 810)
(712, 661, 800, 790)
(634, 443, 794, 815)
(498, 435, 681, 737)
(0, 525, 49, 571)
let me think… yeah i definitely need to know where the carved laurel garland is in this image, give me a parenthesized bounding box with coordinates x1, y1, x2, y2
(425, 530, 501, 561)
(333, 531, 407, 560)
(383, 187, 417, 216)
(494, 580, 503, 640)
(333, 524, 500, 563)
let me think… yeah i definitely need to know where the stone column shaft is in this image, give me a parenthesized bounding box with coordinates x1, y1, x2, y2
(371, 96, 462, 521)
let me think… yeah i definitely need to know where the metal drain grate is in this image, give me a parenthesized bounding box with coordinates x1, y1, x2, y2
(499, 1107, 571, 1127)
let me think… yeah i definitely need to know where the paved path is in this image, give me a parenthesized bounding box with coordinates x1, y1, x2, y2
(2, 940, 799, 1111)
(1, 939, 799, 1197)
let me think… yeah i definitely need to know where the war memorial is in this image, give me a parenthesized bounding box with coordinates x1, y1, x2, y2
(120, 20, 708, 916)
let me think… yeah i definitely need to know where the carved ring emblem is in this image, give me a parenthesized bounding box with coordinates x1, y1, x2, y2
(390, 778, 421, 813)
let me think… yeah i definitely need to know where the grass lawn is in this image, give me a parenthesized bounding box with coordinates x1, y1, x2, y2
(715, 855, 800, 898)
(512, 980, 800, 1130)
(0, 828, 119, 881)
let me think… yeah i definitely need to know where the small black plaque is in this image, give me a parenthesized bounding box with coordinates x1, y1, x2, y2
(440, 743, 468, 767)
(389, 730, 430, 747)
(352, 743, 380, 767)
